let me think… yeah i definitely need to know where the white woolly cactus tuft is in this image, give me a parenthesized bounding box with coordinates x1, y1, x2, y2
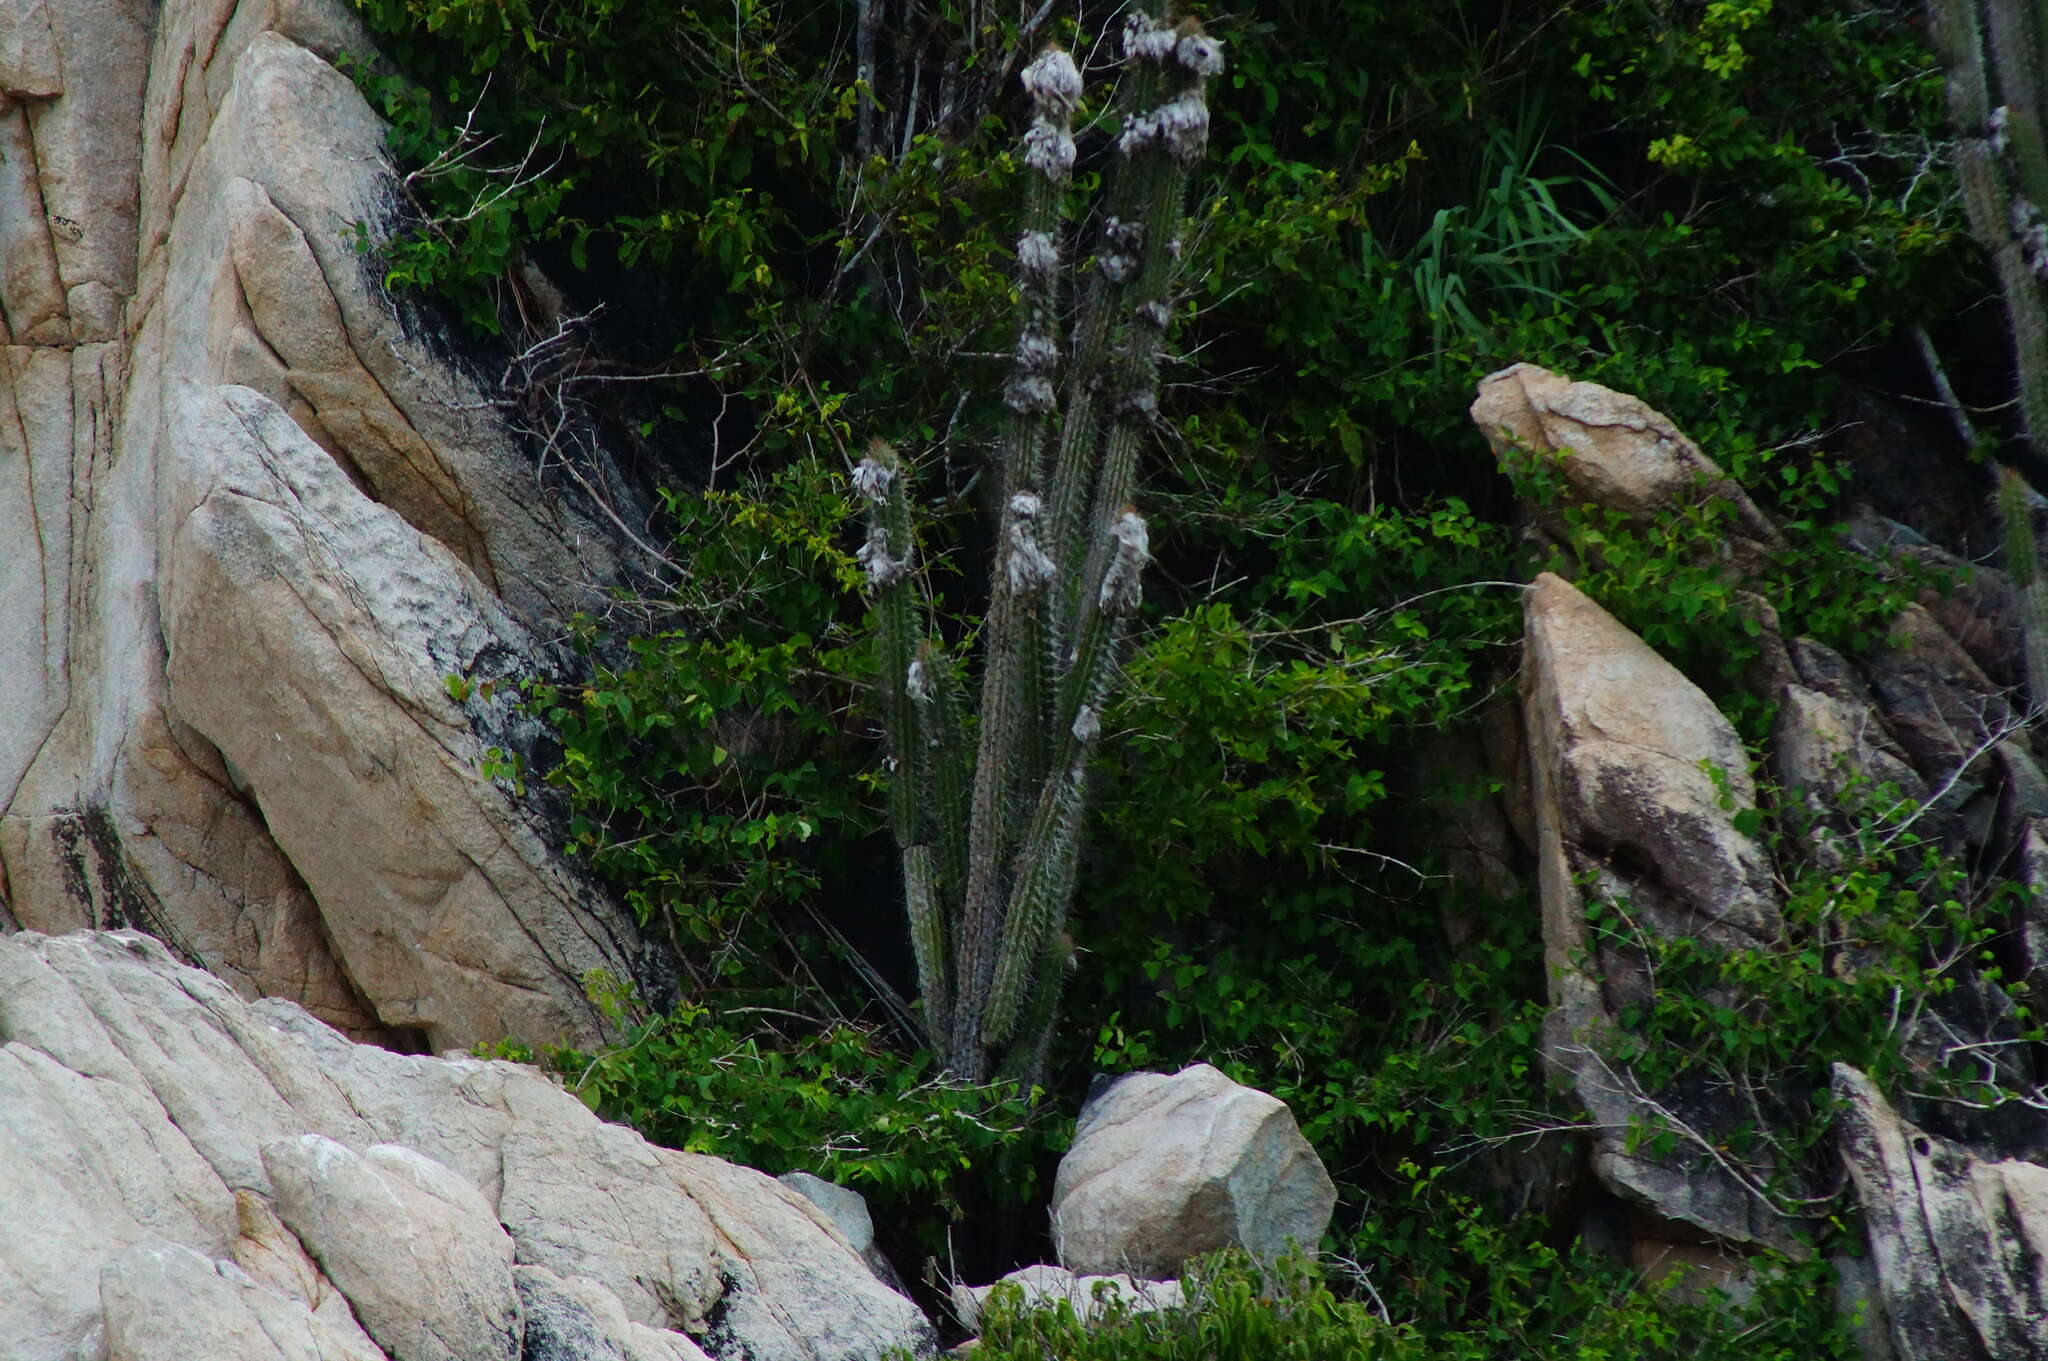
(1176, 31, 1225, 77)
(855, 9, 1219, 1084)
(1016, 231, 1059, 279)
(1021, 45, 1083, 117)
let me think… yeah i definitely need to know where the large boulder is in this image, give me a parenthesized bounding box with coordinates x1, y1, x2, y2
(0, 929, 935, 1361)
(0, 0, 664, 1049)
(1050, 1064, 1336, 1279)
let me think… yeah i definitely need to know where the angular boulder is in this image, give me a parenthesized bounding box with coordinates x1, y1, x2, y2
(1470, 362, 1780, 551)
(1521, 571, 1802, 1248)
(1050, 1064, 1335, 1278)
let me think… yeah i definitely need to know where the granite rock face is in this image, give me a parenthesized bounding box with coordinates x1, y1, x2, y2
(0, 929, 935, 1361)
(0, 0, 660, 1050)
(1833, 1064, 2048, 1360)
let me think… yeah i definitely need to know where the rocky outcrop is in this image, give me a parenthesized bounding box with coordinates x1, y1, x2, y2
(1050, 1064, 1336, 1279)
(1487, 366, 2048, 1340)
(0, 0, 661, 1048)
(0, 928, 934, 1361)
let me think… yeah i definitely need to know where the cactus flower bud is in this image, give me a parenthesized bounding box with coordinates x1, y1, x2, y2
(1023, 121, 1077, 178)
(1005, 372, 1056, 413)
(1125, 14, 1176, 62)
(858, 526, 910, 587)
(1154, 91, 1210, 164)
(1017, 231, 1059, 279)
(1014, 330, 1060, 374)
(1175, 31, 1224, 77)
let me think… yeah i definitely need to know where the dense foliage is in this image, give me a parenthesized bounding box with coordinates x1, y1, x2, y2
(346, 0, 1995, 1348)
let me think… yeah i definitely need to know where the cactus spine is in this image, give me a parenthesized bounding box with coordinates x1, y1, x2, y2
(1933, 0, 2048, 711)
(855, 13, 1220, 1083)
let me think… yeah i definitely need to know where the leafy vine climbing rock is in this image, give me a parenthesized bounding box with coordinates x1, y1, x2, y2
(857, 12, 1223, 1083)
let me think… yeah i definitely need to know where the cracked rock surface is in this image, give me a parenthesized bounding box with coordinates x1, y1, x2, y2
(0, 929, 935, 1361)
(0, 0, 661, 1049)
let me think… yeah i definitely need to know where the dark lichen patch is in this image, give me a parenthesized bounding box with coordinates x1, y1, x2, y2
(50, 805, 206, 970)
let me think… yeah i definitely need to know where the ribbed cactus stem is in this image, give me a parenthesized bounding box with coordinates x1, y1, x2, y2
(856, 441, 921, 845)
(987, 510, 1148, 1045)
(1064, 20, 1215, 650)
(860, 16, 1217, 1082)
(952, 47, 1086, 1072)
(1936, 0, 2048, 457)
(954, 493, 1061, 1066)
(2000, 467, 2048, 713)
(1004, 43, 1081, 492)
(859, 442, 956, 1036)
(903, 845, 950, 1044)
(1042, 21, 1173, 572)
(982, 746, 1088, 1043)
(1985, 0, 2044, 136)
(912, 639, 971, 902)
(995, 930, 1077, 1086)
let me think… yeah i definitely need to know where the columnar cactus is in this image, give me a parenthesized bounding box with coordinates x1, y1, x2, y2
(1932, 0, 2048, 709)
(854, 12, 1222, 1083)
(1998, 466, 2048, 709)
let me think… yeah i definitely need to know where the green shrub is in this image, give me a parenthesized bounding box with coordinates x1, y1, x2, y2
(1585, 766, 2037, 1198)
(487, 979, 1052, 1244)
(525, 461, 874, 983)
